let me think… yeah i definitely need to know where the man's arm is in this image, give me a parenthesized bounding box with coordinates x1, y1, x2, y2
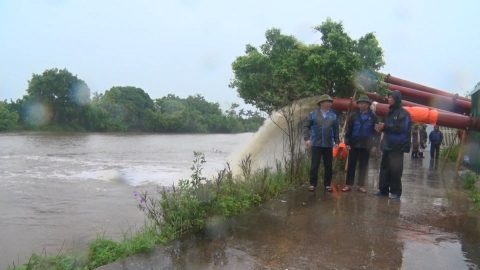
(344, 114, 354, 145)
(372, 114, 381, 148)
(303, 113, 313, 141)
(334, 114, 340, 145)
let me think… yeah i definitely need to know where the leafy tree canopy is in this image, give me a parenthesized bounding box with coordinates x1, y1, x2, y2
(25, 68, 91, 125)
(0, 101, 19, 130)
(230, 18, 388, 113)
(98, 86, 155, 131)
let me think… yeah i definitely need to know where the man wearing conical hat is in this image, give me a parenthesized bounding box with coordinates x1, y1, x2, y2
(342, 95, 380, 193)
(303, 94, 339, 192)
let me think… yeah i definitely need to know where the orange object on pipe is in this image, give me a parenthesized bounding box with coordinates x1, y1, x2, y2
(403, 107, 438, 125)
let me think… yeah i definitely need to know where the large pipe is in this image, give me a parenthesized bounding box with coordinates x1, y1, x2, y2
(331, 97, 480, 132)
(386, 83, 471, 115)
(367, 89, 469, 115)
(365, 92, 459, 115)
(383, 73, 471, 102)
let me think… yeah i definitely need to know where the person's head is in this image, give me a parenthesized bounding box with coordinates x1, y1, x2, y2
(387, 95, 395, 106)
(434, 125, 439, 131)
(387, 90, 402, 107)
(317, 94, 334, 110)
(423, 124, 427, 129)
(356, 95, 371, 111)
(414, 125, 419, 130)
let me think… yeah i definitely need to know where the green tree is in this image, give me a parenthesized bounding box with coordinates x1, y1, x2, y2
(85, 104, 122, 131)
(230, 18, 387, 113)
(0, 102, 19, 130)
(182, 94, 224, 132)
(225, 103, 240, 118)
(25, 68, 90, 126)
(99, 86, 155, 131)
(4, 98, 25, 124)
(154, 94, 184, 115)
(306, 18, 387, 97)
(230, 29, 309, 113)
(145, 93, 262, 133)
(161, 100, 185, 115)
(356, 32, 385, 70)
(230, 27, 311, 176)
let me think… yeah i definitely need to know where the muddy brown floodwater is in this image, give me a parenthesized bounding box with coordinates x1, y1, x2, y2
(98, 157, 480, 270)
(0, 132, 253, 269)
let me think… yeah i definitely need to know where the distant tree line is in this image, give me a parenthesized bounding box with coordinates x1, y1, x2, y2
(0, 68, 264, 132)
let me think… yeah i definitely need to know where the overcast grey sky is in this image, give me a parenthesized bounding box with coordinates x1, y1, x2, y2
(1, 0, 479, 109)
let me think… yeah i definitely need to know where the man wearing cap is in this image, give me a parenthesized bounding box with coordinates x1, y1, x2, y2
(303, 94, 340, 192)
(342, 95, 380, 193)
(374, 90, 412, 199)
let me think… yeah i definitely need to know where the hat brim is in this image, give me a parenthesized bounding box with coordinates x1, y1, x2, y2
(317, 99, 333, 104)
(356, 100, 372, 105)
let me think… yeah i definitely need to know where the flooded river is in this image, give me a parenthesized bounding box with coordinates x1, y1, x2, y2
(0, 132, 253, 268)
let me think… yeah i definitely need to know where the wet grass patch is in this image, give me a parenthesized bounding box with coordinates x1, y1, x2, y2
(86, 224, 157, 269)
(138, 151, 314, 245)
(459, 171, 480, 211)
(7, 225, 157, 270)
(10, 151, 341, 270)
(440, 144, 462, 162)
(7, 242, 87, 270)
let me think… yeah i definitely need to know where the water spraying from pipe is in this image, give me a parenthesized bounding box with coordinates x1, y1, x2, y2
(229, 96, 322, 175)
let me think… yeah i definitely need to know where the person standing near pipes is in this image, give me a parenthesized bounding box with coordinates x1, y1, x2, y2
(419, 124, 428, 158)
(429, 126, 444, 159)
(374, 90, 412, 199)
(342, 95, 380, 193)
(303, 94, 340, 192)
(411, 125, 420, 158)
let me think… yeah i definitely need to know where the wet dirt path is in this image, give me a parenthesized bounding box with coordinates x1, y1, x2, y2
(98, 157, 480, 270)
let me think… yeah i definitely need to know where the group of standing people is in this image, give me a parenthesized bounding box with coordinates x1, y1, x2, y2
(411, 124, 444, 159)
(303, 90, 443, 199)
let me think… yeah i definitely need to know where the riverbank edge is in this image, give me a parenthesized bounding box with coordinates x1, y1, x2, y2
(8, 151, 342, 270)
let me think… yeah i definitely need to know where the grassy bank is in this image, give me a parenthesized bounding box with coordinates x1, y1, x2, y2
(459, 171, 480, 211)
(9, 151, 340, 270)
(439, 145, 480, 210)
(440, 144, 462, 162)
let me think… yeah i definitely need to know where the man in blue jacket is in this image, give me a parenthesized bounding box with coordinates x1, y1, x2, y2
(428, 126, 444, 159)
(374, 90, 412, 199)
(342, 95, 380, 193)
(303, 94, 340, 192)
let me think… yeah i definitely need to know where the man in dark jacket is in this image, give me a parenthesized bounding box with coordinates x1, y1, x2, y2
(342, 95, 380, 193)
(428, 126, 443, 159)
(374, 90, 412, 199)
(419, 124, 428, 158)
(303, 94, 340, 192)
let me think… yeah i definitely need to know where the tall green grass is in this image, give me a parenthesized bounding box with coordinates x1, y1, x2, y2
(459, 171, 480, 211)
